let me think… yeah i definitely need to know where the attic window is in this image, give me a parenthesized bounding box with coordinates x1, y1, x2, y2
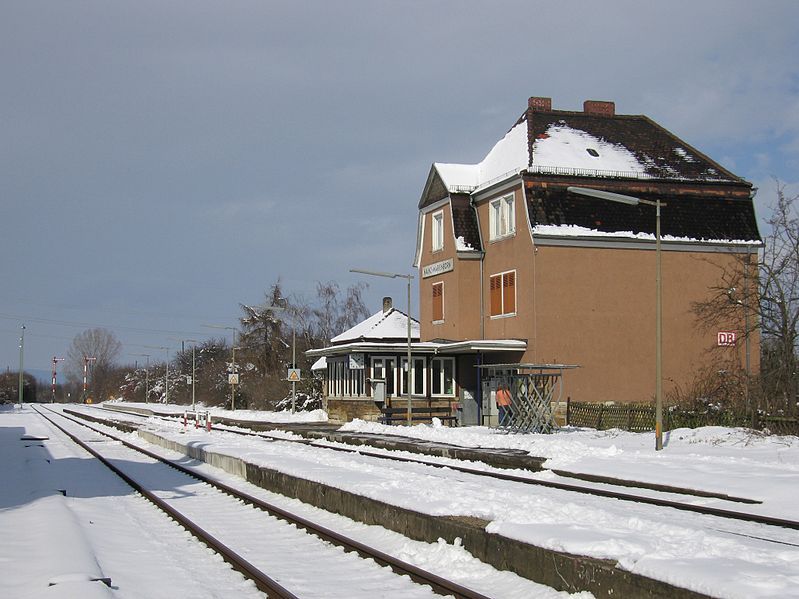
(586, 148, 600, 157)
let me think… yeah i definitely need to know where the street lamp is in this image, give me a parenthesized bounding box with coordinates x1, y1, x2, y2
(567, 186, 666, 450)
(203, 325, 239, 410)
(350, 268, 414, 426)
(130, 353, 151, 403)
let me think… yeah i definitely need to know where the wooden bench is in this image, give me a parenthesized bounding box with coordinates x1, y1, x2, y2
(379, 405, 456, 425)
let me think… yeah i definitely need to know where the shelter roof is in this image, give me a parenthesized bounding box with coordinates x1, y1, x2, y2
(329, 308, 420, 344)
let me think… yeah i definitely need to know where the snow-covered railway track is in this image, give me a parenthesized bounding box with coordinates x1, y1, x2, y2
(97, 406, 799, 534)
(35, 406, 490, 599)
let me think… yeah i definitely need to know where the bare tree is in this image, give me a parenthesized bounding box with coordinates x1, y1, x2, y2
(66, 328, 123, 402)
(312, 281, 369, 346)
(693, 183, 799, 415)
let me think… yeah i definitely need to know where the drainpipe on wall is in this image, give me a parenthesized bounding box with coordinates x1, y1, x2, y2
(476, 351, 483, 424)
(470, 197, 486, 340)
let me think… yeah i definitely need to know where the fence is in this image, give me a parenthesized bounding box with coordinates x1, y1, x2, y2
(566, 401, 799, 436)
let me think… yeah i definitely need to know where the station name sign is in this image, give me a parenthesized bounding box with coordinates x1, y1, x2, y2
(422, 258, 454, 279)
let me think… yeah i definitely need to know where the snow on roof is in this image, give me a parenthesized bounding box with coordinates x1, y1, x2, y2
(455, 235, 476, 251)
(532, 223, 761, 245)
(311, 356, 327, 371)
(434, 120, 529, 190)
(330, 308, 420, 344)
(532, 123, 646, 174)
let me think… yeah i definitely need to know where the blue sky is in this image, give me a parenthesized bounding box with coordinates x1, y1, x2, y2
(2, 1, 798, 378)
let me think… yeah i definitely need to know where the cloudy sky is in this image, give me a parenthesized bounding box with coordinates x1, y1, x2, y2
(2, 1, 798, 378)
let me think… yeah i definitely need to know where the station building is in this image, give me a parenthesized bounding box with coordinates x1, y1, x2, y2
(311, 96, 761, 426)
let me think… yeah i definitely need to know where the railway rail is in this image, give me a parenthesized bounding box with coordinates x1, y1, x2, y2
(34, 405, 492, 599)
(88, 404, 799, 536)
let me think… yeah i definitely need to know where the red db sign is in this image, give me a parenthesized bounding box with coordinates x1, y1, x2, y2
(717, 331, 737, 346)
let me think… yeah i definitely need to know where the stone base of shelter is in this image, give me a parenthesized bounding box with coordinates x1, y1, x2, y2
(325, 398, 383, 424)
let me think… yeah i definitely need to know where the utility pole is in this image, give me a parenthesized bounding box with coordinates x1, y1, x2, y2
(51, 356, 65, 402)
(203, 325, 239, 410)
(143, 346, 169, 403)
(131, 353, 151, 403)
(18, 325, 25, 407)
(291, 328, 296, 413)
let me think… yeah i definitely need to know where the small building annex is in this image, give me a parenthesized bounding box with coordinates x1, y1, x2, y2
(307, 297, 524, 424)
(414, 96, 761, 421)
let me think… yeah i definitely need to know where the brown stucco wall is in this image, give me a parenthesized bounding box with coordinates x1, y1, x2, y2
(529, 244, 759, 403)
(419, 202, 482, 340)
(417, 188, 760, 404)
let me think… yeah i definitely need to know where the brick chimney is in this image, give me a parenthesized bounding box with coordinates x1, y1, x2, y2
(583, 100, 615, 117)
(528, 96, 552, 112)
(382, 297, 393, 313)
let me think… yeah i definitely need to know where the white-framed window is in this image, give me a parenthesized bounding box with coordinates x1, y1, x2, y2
(371, 357, 397, 397)
(489, 193, 515, 241)
(431, 210, 444, 252)
(431, 357, 455, 396)
(400, 356, 426, 397)
(327, 357, 365, 397)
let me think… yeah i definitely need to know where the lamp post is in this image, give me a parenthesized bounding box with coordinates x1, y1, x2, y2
(567, 186, 666, 450)
(204, 325, 238, 410)
(351, 268, 414, 426)
(131, 353, 151, 403)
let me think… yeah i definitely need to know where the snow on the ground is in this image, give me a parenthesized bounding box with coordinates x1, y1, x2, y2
(104, 399, 328, 423)
(0, 405, 263, 599)
(98, 406, 799, 598)
(341, 419, 799, 518)
(20, 402, 799, 598)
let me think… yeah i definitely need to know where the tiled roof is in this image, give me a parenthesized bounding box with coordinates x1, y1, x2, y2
(524, 110, 741, 183)
(526, 186, 760, 242)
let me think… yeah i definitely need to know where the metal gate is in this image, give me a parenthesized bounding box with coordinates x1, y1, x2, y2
(480, 364, 577, 433)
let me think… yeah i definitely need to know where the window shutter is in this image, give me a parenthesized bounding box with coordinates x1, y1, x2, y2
(490, 275, 502, 316)
(503, 271, 516, 314)
(432, 282, 443, 321)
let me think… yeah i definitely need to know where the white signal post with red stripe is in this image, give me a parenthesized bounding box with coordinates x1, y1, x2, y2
(51, 356, 65, 402)
(83, 356, 97, 400)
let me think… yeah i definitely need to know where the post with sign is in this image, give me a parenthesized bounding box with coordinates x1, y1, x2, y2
(287, 365, 301, 413)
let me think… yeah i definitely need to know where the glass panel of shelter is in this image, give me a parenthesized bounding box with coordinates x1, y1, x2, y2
(400, 356, 427, 396)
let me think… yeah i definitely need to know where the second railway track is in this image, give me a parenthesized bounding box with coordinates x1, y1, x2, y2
(87, 404, 799, 535)
(34, 405, 493, 599)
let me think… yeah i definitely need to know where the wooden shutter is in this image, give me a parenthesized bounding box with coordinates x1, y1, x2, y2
(503, 271, 516, 314)
(490, 274, 502, 316)
(432, 282, 443, 321)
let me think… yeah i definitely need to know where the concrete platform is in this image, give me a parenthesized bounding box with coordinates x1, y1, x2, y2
(125, 423, 707, 598)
